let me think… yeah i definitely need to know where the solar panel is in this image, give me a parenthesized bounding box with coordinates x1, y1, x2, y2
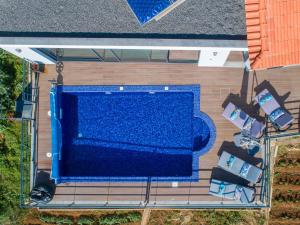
(127, 0, 179, 25)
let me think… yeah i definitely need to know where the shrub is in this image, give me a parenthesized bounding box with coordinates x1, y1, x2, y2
(0, 50, 26, 224)
(40, 214, 73, 224)
(77, 216, 96, 225)
(40, 214, 57, 224)
(0, 122, 22, 223)
(56, 217, 73, 225)
(0, 49, 22, 116)
(99, 212, 141, 225)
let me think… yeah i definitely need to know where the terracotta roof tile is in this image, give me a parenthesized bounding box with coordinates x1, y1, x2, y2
(245, 0, 300, 69)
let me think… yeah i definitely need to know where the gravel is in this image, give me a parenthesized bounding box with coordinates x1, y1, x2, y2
(0, 0, 246, 37)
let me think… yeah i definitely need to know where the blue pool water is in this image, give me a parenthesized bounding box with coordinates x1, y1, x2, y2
(50, 85, 216, 183)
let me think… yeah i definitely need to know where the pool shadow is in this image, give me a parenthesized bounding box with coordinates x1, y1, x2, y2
(61, 143, 193, 178)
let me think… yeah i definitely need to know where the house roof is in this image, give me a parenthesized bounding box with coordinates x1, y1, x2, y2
(246, 0, 300, 69)
(0, 0, 246, 40)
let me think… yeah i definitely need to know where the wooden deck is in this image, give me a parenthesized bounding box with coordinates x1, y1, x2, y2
(36, 62, 300, 207)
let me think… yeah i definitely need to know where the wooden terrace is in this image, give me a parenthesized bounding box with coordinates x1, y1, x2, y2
(34, 61, 300, 207)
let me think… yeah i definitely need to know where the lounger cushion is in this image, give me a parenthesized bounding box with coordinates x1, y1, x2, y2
(255, 89, 294, 129)
(240, 163, 251, 177)
(246, 165, 262, 184)
(273, 111, 294, 129)
(222, 102, 249, 130)
(209, 179, 236, 200)
(243, 117, 253, 131)
(249, 120, 266, 138)
(230, 109, 239, 120)
(227, 155, 236, 167)
(237, 186, 256, 203)
(255, 89, 280, 115)
(209, 179, 255, 203)
(218, 151, 262, 183)
(269, 108, 285, 121)
(258, 92, 273, 106)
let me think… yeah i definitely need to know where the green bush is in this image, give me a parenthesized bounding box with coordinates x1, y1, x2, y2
(77, 215, 96, 225)
(40, 214, 74, 224)
(40, 214, 58, 224)
(0, 49, 22, 116)
(0, 50, 25, 224)
(99, 212, 141, 225)
(0, 121, 22, 223)
(56, 216, 73, 225)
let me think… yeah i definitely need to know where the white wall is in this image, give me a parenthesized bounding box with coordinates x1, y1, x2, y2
(0, 47, 55, 64)
(198, 49, 231, 67)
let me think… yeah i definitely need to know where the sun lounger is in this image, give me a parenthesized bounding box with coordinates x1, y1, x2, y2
(233, 133, 261, 156)
(209, 179, 256, 203)
(255, 89, 294, 131)
(222, 102, 265, 139)
(218, 151, 262, 184)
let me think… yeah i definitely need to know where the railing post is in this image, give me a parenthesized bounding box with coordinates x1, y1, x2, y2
(144, 177, 151, 206)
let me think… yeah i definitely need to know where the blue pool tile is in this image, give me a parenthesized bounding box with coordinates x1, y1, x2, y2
(50, 85, 216, 183)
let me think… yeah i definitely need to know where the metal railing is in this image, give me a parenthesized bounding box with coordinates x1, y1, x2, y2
(19, 60, 39, 207)
(261, 136, 271, 208)
(261, 99, 300, 208)
(19, 86, 272, 209)
(36, 48, 200, 64)
(265, 100, 300, 139)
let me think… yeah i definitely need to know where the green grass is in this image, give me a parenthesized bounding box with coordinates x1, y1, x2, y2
(40, 214, 74, 224)
(99, 212, 142, 225)
(38, 212, 142, 225)
(77, 216, 96, 225)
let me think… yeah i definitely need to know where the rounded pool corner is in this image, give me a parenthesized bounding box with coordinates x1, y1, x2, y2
(193, 111, 216, 156)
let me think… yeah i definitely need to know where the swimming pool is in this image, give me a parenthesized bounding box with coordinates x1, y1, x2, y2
(50, 85, 216, 184)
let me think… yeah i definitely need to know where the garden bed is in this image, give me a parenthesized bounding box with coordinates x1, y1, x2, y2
(21, 209, 142, 225)
(269, 142, 300, 224)
(148, 210, 265, 225)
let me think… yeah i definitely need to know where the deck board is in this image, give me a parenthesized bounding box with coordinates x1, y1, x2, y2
(37, 62, 300, 206)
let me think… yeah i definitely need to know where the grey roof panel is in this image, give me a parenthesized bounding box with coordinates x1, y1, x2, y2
(0, 0, 246, 39)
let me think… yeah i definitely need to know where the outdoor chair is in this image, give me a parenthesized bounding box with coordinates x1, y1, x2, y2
(209, 178, 256, 203)
(222, 102, 266, 139)
(255, 89, 294, 131)
(218, 151, 262, 184)
(233, 133, 261, 156)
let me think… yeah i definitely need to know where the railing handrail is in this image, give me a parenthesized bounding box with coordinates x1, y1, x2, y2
(19, 60, 39, 207)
